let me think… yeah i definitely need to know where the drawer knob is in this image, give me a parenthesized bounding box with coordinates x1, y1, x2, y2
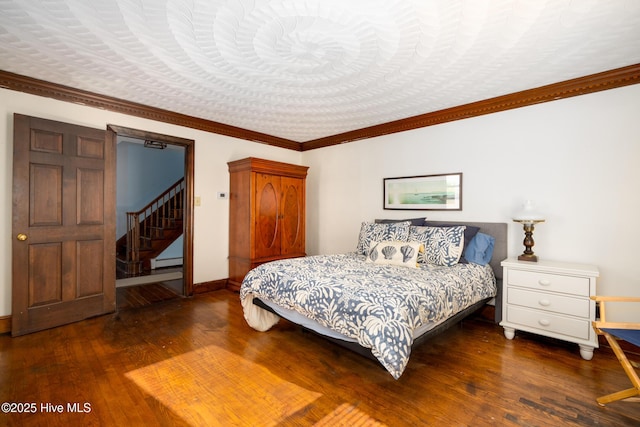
(539, 279, 551, 286)
(538, 319, 551, 327)
(538, 299, 551, 307)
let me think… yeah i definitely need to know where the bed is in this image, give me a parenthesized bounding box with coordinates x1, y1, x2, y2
(240, 219, 507, 379)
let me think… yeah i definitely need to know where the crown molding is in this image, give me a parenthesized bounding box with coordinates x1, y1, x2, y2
(0, 70, 302, 151)
(301, 63, 640, 151)
(2, 64, 639, 152)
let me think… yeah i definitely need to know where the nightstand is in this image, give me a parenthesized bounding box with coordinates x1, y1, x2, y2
(500, 258, 599, 360)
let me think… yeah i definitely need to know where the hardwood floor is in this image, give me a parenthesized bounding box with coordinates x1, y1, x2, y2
(116, 281, 183, 310)
(0, 289, 638, 426)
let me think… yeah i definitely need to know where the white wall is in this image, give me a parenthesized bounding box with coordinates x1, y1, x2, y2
(302, 84, 640, 298)
(0, 89, 301, 317)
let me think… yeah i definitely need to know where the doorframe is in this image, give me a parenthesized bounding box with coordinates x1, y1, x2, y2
(107, 125, 195, 296)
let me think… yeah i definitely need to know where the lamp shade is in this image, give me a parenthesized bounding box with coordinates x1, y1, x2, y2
(513, 200, 545, 223)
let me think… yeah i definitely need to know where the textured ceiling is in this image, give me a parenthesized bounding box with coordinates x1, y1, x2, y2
(1, 0, 639, 143)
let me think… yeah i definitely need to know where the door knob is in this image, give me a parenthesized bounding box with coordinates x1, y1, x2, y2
(16, 233, 27, 241)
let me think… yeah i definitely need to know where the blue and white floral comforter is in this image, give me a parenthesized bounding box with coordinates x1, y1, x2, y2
(240, 252, 496, 379)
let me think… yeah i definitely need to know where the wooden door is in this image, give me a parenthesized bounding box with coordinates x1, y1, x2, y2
(280, 177, 305, 256)
(11, 114, 116, 336)
(254, 173, 280, 259)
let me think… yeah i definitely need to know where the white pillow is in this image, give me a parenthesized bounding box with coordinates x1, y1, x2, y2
(365, 241, 423, 268)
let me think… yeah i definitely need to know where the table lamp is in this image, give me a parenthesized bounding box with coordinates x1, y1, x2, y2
(513, 200, 545, 262)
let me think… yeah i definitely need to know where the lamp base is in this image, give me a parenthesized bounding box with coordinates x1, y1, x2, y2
(513, 219, 544, 263)
(518, 254, 538, 262)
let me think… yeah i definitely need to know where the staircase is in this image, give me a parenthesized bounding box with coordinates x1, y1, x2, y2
(116, 178, 185, 277)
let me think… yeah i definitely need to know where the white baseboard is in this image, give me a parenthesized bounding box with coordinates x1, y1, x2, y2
(151, 257, 183, 269)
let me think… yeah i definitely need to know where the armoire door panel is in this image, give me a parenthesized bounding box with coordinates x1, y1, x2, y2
(255, 174, 280, 258)
(281, 177, 304, 255)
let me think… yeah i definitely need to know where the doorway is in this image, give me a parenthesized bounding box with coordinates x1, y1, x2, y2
(11, 116, 195, 335)
(108, 125, 195, 299)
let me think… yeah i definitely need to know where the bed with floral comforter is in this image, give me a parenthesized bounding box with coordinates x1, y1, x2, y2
(240, 251, 497, 379)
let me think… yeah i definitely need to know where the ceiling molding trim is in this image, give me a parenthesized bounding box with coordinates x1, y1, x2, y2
(2, 64, 638, 153)
(0, 70, 302, 152)
(301, 63, 640, 151)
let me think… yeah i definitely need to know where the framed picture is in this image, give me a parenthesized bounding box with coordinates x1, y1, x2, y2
(384, 173, 462, 210)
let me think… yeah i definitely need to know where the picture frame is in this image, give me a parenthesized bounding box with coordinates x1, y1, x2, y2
(383, 173, 462, 210)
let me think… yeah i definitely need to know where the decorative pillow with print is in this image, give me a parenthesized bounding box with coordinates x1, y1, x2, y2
(423, 222, 480, 264)
(356, 221, 411, 255)
(366, 241, 423, 268)
(408, 225, 466, 266)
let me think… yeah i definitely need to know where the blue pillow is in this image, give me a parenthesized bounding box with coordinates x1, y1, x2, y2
(464, 232, 495, 266)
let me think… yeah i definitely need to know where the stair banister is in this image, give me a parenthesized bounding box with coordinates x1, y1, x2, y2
(123, 178, 185, 274)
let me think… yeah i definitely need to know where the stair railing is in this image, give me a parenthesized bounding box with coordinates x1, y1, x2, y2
(125, 178, 185, 266)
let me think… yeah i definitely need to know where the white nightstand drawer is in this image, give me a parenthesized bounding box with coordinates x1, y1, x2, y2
(506, 305, 591, 340)
(507, 269, 589, 296)
(507, 287, 590, 318)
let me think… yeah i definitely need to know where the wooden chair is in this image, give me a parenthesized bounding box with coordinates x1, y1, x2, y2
(591, 296, 640, 406)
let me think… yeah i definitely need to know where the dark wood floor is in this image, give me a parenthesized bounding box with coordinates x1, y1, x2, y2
(116, 280, 182, 310)
(1, 289, 638, 426)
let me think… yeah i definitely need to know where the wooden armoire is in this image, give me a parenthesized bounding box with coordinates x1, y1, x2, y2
(227, 157, 308, 290)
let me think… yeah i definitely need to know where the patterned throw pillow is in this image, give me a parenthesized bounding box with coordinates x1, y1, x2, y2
(365, 241, 423, 268)
(424, 222, 480, 264)
(356, 221, 411, 255)
(408, 225, 466, 266)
